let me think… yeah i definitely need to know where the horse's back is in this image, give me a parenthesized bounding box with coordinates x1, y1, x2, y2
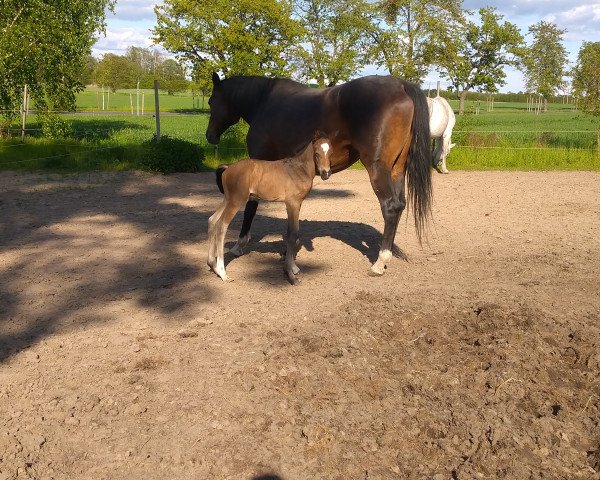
(428, 96, 455, 137)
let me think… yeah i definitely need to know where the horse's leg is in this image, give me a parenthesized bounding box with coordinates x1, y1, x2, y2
(365, 163, 407, 276)
(284, 200, 302, 285)
(229, 199, 258, 256)
(207, 202, 227, 272)
(433, 137, 444, 173)
(439, 135, 451, 174)
(213, 199, 249, 282)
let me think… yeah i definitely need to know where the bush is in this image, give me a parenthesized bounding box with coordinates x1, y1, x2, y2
(141, 135, 204, 173)
(38, 113, 74, 139)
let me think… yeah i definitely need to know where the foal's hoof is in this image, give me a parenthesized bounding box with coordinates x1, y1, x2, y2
(229, 245, 244, 257)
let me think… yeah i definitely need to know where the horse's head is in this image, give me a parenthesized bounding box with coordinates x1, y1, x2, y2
(312, 130, 332, 181)
(206, 72, 241, 145)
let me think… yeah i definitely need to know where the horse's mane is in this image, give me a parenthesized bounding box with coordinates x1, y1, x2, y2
(221, 76, 305, 120)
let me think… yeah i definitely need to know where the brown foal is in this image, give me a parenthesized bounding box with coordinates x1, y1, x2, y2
(207, 132, 332, 284)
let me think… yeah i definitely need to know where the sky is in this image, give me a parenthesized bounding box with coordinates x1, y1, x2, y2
(92, 0, 600, 93)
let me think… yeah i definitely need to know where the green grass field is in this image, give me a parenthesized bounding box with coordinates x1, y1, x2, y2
(1, 92, 598, 172)
(75, 86, 209, 113)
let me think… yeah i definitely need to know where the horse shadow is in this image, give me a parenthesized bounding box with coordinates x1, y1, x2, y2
(224, 214, 407, 267)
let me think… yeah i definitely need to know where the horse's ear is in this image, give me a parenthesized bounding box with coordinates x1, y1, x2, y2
(212, 72, 221, 88)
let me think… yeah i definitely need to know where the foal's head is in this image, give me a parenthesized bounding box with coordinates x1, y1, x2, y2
(312, 131, 332, 181)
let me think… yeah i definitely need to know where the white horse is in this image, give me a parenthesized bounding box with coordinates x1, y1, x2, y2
(427, 96, 456, 174)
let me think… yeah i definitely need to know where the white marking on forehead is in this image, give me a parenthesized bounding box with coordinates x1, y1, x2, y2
(319, 141, 330, 156)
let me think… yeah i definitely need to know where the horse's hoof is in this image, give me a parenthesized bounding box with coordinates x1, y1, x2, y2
(369, 264, 386, 276)
(286, 271, 299, 285)
(229, 245, 243, 257)
(292, 264, 300, 275)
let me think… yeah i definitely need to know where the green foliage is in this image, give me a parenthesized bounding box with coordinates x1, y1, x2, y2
(38, 113, 74, 139)
(94, 54, 138, 92)
(153, 0, 304, 84)
(368, 0, 465, 83)
(291, 0, 372, 87)
(522, 21, 568, 99)
(573, 42, 600, 114)
(157, 59, 189, 95)
(437, 7, 524, 113)
(141, 136, 205, 174)
(0, 0, 114, 113)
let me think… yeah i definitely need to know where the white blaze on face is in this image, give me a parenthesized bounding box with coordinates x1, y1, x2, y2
(319, 140, 330, 159)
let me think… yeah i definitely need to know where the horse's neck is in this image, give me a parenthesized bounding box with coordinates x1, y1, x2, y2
(227, 77, 274, 123)
(287, 144, 315, 178)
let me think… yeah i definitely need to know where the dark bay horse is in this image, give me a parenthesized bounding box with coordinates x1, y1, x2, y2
(208, 132, 332, 284)
(206, 73, 433, 275)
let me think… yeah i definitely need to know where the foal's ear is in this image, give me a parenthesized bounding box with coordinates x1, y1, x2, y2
(212, 72, 221, 88)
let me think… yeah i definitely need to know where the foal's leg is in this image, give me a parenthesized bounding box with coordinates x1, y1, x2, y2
(213, 201, 246, 282)
(207, 203, 226, 272)
(229, 199, 258, 256)
(366, 164, 407, 276)
(284, 200, 302, 284)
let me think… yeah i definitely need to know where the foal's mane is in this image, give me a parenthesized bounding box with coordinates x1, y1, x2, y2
(220, 76, 306, 121)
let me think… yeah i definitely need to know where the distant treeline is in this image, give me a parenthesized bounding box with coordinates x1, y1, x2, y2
(430, 90, 573, 103)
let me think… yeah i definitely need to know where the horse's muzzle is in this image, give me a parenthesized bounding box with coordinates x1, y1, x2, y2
(206, 131, 220, 145)
(320, 170, 332, 180)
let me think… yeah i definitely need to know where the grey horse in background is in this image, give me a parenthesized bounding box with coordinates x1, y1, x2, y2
(427, 95, 456, 174)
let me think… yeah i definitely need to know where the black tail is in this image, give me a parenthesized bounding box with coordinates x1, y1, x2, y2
(216, 164, 228, 194)
(403, 81, 433, 244)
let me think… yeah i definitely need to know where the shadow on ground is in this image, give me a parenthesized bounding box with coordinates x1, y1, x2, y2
(0, 172, 391, 362)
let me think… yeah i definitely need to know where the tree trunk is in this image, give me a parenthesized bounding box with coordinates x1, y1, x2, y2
(459, 90, 468, 115)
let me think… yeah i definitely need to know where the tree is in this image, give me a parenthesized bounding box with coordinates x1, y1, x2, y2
(522, 21, 568, 112)
(0, 0, 114, 114)
(125, 46, 167, 89)
(157, 59, 189, 95)
(153, 0, 304, 84)
(94, 54, 137, 92)
(367, 0, 465, 83)
(437, 7, 524, 114)
(291, 0, 372, 87)
(572, 41, 600, 114)
(80, 55, 99, 86)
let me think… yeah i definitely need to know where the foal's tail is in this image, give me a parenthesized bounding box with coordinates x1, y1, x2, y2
(403, 81, 433, 244)
(216, 164, 228, 194)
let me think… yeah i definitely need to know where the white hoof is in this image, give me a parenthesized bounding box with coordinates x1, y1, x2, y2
(369, 263, 386, 276)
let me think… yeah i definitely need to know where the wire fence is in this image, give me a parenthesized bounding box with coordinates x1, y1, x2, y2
(1, 112, 599, 169)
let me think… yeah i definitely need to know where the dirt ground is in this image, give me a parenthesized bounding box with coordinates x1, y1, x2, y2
(1, 169, 599, 480)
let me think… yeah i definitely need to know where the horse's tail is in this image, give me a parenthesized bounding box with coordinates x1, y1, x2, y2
(403, 81, 433, 245)
(216, 164, 228, 194)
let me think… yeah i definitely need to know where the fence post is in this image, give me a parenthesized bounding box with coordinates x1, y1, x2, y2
(597, 125, 600, 154)
(154, 80, 161, 142)
(21, 84, 28, 141)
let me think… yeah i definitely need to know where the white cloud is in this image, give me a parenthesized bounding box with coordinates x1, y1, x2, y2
(108, 0, 162, 22)
(545, 4, 600, 41)
(92, 27, 156, 56)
